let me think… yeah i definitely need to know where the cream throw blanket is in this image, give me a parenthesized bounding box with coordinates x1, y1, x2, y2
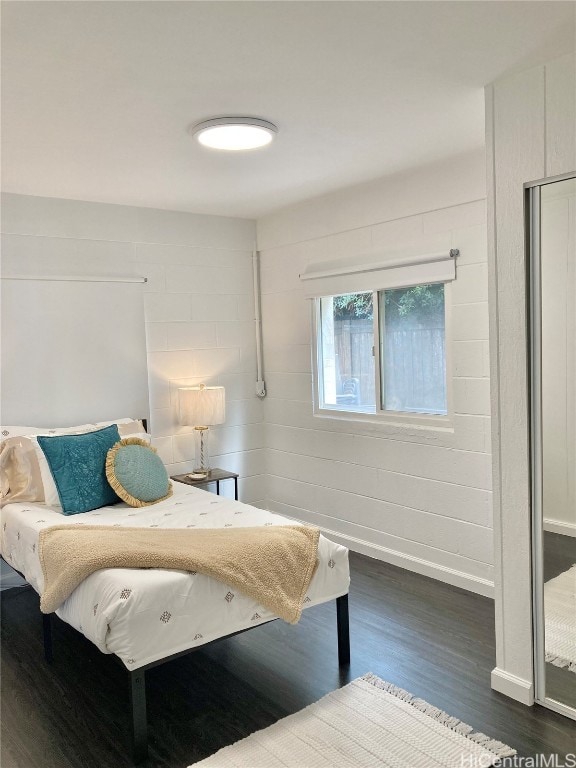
(39, 524, 320, 624)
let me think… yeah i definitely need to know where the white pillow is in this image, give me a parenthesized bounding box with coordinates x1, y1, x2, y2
(2, 419, 145, 437)
(94, 417, 142, 427)
(1, 424, 93, 439)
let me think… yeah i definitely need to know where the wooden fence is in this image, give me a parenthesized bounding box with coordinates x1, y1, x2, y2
(334, 319, 375, 405)
(334, 319, 446, 412)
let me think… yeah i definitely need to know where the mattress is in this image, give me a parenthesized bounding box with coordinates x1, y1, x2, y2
(0, 482, 349, 670)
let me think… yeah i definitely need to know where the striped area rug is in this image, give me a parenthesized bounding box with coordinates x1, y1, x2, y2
(545, 563, 576, 674)
(192, 674, 516, 767)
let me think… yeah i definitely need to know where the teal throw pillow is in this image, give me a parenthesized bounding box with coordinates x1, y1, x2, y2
(106, 438, 172, 507)
(37, 425, 121, 515)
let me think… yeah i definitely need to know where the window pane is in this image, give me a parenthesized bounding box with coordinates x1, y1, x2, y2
(380, 283, 446, 415)
(319, 293, 376, 412)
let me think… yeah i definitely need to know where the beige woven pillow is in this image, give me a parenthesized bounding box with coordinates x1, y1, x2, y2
(0, 436, 45, 506)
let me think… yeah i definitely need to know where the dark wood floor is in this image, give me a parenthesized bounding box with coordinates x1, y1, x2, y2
(2, 552, 575, 768)
(544, 530, 575, 582)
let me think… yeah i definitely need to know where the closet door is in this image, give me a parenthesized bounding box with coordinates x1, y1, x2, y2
(530, 173, 576, 720)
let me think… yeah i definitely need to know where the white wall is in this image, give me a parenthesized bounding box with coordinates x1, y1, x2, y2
(257, 150, 494, 596)
(486, 52, 576, 705)
(0, 193, 264, 503)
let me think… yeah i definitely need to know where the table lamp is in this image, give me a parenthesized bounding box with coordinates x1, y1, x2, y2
(178, 384, 225, 478)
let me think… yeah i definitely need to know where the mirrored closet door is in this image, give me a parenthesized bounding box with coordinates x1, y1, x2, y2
(529, 172, 576, 720)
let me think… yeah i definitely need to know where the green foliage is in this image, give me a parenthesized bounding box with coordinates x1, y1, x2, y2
(333, 293, 373, 319)
(385, 283, 444, 327)
(332, 284, 444, 327)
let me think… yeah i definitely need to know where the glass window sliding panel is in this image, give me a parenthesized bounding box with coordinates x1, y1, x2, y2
(318, 293, 376, 413)
(379, 283, 447, 415)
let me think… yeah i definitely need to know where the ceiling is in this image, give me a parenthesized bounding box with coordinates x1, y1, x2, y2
(2, 1, 574, 219)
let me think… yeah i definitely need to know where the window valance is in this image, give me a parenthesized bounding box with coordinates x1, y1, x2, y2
(299, 248, 459, 298)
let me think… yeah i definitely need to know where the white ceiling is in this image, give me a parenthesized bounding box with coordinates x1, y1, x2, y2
(2, 1, 574, 219)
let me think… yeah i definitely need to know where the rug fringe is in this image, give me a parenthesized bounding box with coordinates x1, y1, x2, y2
(545, 652, 576, 673)
(361, 673, 516, 760)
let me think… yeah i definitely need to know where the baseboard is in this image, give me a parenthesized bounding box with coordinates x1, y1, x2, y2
(491, 667, 534, 705)
(316, 526, 495, 598)
(543, 518, 576, 538)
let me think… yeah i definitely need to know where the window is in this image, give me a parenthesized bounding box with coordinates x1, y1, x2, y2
(303, 245, 457, 422)
(316, 282, 448, 418)
(380, 284, 446, 414)
(319, 292, 376, 412)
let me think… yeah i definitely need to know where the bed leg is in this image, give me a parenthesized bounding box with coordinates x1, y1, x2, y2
(42, 613, 53, 664)
(336, 594, 350, 666)
(130, 670, 148, 764)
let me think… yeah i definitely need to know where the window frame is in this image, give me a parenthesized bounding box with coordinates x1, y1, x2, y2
(312, 282, 453, 430)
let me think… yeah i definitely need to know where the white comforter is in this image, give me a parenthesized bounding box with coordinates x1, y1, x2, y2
(0, 483, 349, 669)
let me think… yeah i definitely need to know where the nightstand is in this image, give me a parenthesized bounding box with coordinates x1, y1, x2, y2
(171, 468, 239, 501)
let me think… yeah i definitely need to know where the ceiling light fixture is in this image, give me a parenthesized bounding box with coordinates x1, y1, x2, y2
(192, 117, 277, 151)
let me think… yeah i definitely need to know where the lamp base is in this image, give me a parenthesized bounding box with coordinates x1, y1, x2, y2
(193, 426, 211, 474)
(186, 471, 209, 480)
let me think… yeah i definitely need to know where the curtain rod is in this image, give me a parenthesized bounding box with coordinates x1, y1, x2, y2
(1, 275, 147, 283)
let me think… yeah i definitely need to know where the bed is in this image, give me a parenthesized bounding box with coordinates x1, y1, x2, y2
(0, 428, 350, 763)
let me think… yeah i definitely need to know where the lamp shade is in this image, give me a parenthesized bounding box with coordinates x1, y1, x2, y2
(178, 385, 225, 427)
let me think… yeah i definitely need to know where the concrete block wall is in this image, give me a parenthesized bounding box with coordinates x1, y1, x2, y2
(257, 150, 494, 595)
